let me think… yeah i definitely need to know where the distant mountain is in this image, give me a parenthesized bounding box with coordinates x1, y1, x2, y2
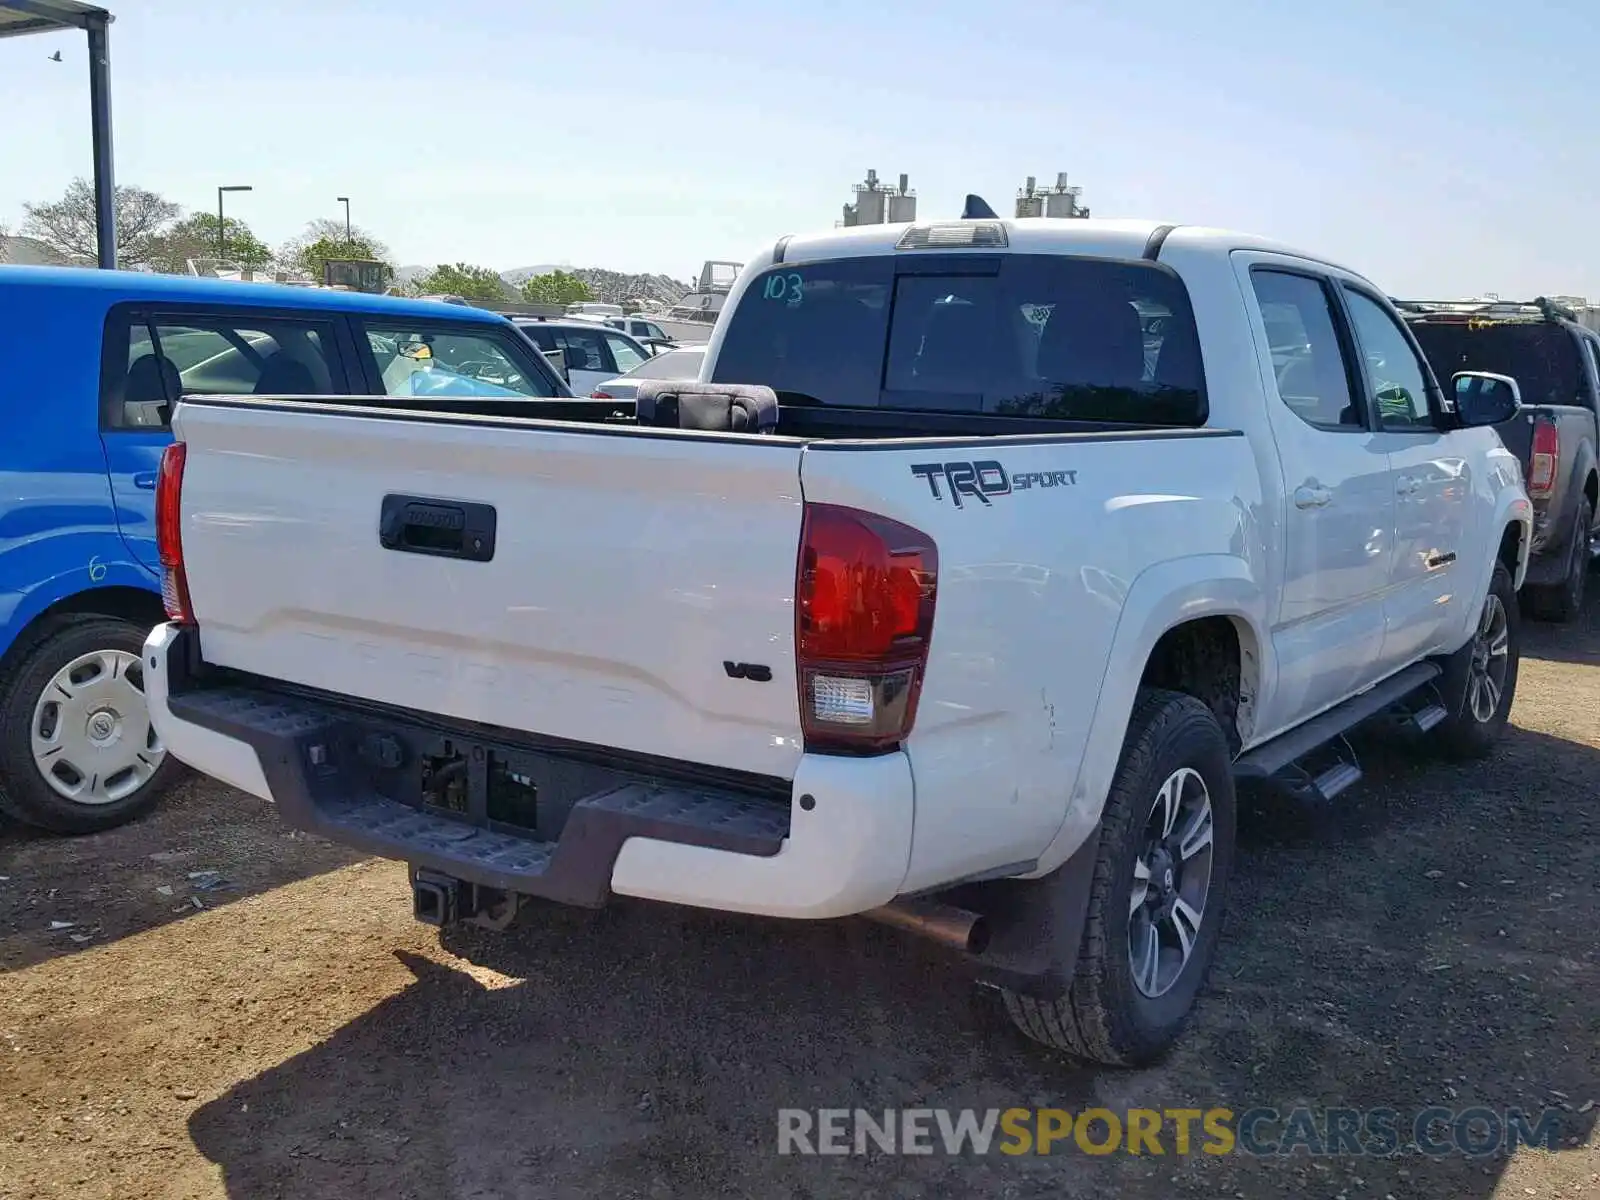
(500, 264, 569, 286)
(570, 268, 692, 307)
(501, 265, 692, 307)
(394, 262, 693, 308)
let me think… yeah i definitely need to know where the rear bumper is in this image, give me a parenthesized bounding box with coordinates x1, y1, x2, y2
(142, 623, 913, 920)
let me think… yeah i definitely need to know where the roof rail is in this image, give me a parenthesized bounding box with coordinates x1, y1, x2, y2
(1392, 296, 1578, 322)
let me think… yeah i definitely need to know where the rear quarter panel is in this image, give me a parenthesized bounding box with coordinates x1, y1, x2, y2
(799, 432, 1266, 893)
(0, 275, 154, 662)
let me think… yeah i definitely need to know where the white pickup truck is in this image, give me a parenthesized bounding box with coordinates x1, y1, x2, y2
(143, 212, 1532, 1066)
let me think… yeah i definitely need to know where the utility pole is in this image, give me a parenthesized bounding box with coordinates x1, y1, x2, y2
(216, 184, 252, 265)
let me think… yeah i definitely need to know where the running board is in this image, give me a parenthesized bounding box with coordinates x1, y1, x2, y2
(1234, 661, 1442, 785)
(1409, 703, 1448, 734)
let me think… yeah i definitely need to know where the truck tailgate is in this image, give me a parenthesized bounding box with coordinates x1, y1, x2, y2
(174, 400, 807, 780)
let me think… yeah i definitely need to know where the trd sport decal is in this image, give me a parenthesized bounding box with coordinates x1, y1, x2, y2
(910, 461, 1078, 508)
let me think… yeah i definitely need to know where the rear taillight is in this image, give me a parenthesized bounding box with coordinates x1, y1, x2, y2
(796, 503, 938, 753)
(1528, 420, 1559, 498)
(155, 442, 194, 624)
(590, 390, 613, 399)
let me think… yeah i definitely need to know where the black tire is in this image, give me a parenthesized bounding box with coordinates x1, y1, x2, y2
(0, 616, 182, 834)
(1435, 561, 1520, 760)
(1002, 688, 1236, 1067)
(1524, 497, 1590, 623)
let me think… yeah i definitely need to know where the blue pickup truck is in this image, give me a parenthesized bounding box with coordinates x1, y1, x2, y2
(0, 265, 573, 833)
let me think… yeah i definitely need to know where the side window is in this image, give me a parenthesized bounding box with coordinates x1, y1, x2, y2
(108, 310, 344, 430)
(645, 323, 667, 341)
(1582, 337, 1600, 406)
(1249, 270, 1362, 431)
(521, 326, 556, 351)
(364, 324, 560, 398)
(1342, 288, 1436, 430)
(605, 333, 646, 373)
(555, 327, 609, 373)
(118, 319, 170, 428)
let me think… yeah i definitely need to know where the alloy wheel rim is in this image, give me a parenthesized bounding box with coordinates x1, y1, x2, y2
(30, 649, 166, 806)
(1127, 766, 1215, 999)
(1466, 593, 1511, 724)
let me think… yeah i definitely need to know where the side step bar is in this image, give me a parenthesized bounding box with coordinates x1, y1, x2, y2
(1234, 661, 1443, 802)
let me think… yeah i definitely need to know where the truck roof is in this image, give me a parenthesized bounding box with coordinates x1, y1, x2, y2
(0, 264, 508, 323)
(773, 217, 1361, 276)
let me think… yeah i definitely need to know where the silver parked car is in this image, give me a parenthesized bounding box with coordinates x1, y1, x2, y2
(588, 344, 707, 400)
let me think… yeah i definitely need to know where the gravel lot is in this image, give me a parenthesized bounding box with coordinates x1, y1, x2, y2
(1, 600, 1596, 1199)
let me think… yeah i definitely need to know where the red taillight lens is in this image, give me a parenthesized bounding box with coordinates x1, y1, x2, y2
(1528, 420, 1558, 497)
(155, 442, 194, 623)
(796, 503, 938, 753)
(590, 390, 613, 399)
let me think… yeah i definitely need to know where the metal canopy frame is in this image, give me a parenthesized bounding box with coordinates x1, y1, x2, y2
(0, 1, 116, 268)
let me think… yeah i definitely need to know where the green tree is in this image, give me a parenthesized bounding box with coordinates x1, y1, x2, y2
(21, 177, 180, 268)
(278, 217, 393, 283)
(146, 212, 274, 273)
(413, 262, 510, 303)
(520, 270, 594, 305)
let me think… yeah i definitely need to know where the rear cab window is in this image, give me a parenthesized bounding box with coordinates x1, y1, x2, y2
(1407, 319, 1591, 409)
(710, 253, 1207, 426)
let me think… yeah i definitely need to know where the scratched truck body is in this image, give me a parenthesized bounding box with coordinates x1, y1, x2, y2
(147, 214, 1529, 1066)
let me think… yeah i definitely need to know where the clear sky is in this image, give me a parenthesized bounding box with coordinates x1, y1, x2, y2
(1, 0, 1595, 295)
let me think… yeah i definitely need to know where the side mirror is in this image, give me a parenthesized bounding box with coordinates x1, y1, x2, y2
(543, 348, 570, 383)
(1453, 371, 1521, 427)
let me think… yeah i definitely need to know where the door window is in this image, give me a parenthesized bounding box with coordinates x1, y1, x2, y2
(1249, 270, 1362, 431)
(364, 324, 561, 398)
(554, 327, 611, 374)
(105, 310, 346, 430)
(605, 333, 647, 373)
(1342, 289, 1436, 430)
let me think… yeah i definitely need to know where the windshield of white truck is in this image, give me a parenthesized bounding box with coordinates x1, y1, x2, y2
(710, 253, 1207, 425)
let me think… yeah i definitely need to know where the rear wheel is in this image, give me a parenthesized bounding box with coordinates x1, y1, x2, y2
(1435, 561, 1520, 760)
(0, 617, 181, 834)
(1003, 689, 1236, 1066)
(1524, 497, 1591, 623)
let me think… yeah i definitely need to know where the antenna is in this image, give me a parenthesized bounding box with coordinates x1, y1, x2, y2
(961, 194, 998, 220)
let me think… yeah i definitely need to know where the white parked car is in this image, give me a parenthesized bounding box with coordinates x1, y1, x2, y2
(509, 319, 651, 397)
(588, 345, 707, 400)
(144, 212, 1531, 1066)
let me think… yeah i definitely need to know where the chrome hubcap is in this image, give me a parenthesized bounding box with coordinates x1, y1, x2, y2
(30, 650, 165, 806)
(1466, 594, 1510, 724)
(1128, 766, 1215, 999)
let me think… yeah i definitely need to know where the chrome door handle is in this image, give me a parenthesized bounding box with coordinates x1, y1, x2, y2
(1294, 484, 1332, 509)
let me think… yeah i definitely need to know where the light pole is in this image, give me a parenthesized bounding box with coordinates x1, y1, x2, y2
(336, 196, 352, 244)
(216, 184, 252, 265)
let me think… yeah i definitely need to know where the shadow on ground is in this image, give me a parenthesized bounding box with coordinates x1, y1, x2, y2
(0, 772, 361, 972)
(1517, 576, 1600, 666)
(188, 718, 1597, 1199)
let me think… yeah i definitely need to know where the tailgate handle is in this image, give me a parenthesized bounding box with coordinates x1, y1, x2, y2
(379, 494, 496, 562)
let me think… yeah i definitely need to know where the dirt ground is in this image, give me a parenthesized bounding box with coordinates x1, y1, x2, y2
(1, 602, 1596, 1200)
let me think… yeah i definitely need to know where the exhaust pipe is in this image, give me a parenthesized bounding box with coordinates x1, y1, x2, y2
(863, 898, 990, 955)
